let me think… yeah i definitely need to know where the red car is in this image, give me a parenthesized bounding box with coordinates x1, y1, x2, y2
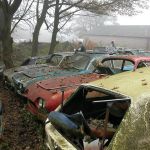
(24, 55, 150, 119)
(23, 73, 104, 119)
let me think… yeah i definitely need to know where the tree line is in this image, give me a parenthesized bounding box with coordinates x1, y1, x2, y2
(0, 0, 149, 68)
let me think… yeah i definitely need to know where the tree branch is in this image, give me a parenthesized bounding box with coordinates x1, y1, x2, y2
(9, 0, 22, 15)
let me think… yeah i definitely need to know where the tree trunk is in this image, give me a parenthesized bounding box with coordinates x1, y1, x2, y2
(2, 17, 14, 69)
(31, 24, 40, 56)
(31, 0, 48, 56)
(49, 29, 58, 54)
(49, 0, 59, 54)
(0, 0, 22, 69)
(2, 36, 14, 69)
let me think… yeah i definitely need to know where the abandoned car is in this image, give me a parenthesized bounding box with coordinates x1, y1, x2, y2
(45, 67, 150, 150)
(116, 48, 150, 56)
(23, 73, 105, 118)
(99, 55, 150, 74)
(23, 55, 150, 118)
(12, 52, 107, 94)
(3, 52, 73, 88)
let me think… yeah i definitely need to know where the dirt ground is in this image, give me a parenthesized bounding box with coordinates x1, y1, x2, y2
(0, 81, 48, 150)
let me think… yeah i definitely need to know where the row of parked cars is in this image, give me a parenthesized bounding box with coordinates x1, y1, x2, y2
(2, 49, 150, 149)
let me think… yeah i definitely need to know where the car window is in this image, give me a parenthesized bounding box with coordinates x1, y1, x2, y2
(112, 60, 123, 69)
(48, 55, 63, 66)
(36, 58, 48, 64)
(71, 55, 90, 70)
(59, 56, 72, 67)
(103, 60, 123, 69)
(137, 62, 146, 68)
(123, 60, 134, 71)
(103, 60, 113, 68)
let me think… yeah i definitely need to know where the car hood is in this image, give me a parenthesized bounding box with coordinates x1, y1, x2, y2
(23, 65, 59, 78)
(13, 68, 91, 88)
(3, 64, 49, 77)
(37, 73, 100, 90)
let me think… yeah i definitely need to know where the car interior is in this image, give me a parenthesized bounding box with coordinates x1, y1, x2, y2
(48, 86, 130, 150)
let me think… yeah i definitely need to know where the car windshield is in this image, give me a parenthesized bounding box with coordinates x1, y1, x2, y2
(60, 54, 90, 70)
(47, 54, 63, 66)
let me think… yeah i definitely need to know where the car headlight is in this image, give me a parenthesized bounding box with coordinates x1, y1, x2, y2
(19, 83, 23, 89)
(38, 98, 45, 108)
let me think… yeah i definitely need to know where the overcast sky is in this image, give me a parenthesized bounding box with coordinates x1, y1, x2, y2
(118, 8, 150, 25)
(12, 7, 150, 43)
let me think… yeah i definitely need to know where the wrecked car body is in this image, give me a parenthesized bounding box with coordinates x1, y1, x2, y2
(45, 67, 150, 150)
(12, 53, 107, 94)
(23, 73, 105, 118)
(24, 55, 150, 118)
(99, 55, 150, 73)
(3, 52, 73, 88)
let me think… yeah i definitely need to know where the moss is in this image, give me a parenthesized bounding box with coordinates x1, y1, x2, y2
(0, 142, 10, 150)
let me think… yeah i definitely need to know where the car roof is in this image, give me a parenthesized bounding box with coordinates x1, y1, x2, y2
(102, 55, 150, 63)
(85, 67, 150, 102)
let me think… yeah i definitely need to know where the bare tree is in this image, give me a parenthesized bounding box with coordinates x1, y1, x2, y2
(31, 0, 49, 56)
(30, 0, 148, 56)
(0, 0, 22, 68)
(48, 0, 149, 54)
(11, 0, 35, 34)
(71, 11, 119, 37)
(48, 0, 82, 54)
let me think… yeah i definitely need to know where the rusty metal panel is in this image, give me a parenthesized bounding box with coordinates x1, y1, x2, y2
(45, 67, 150, 150)
(24, 73, 105, 116)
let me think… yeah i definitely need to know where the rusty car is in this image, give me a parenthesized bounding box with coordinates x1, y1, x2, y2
(23, 73, 105, 119)
(99, 55, 150, 73)
(23, 55, 150, 118)
(12, 52, 108, 94)
(3, 52, 73, 88)
(45, 67, 150, 150)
